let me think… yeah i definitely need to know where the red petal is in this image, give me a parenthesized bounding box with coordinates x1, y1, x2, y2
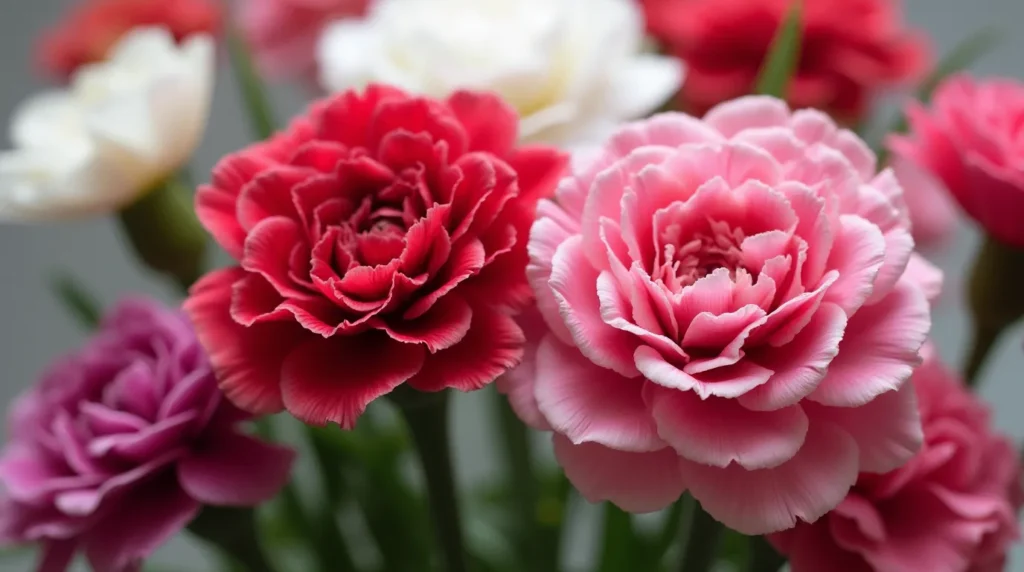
(185, 268, 304, 414)
(196, 152, 277, 259)
(505, 146, 569, 205)
(400, 205, 452, 277)
(337, 260, 400, 301)
(290, 140, 348, 172)
(318, 84, 409, 148)
(382, 295, 473, 352)
(407, 306, 525, 392)
(369, 97, 468, 159)
(281, 332, 426, 427)
(445, 90, 519, 156)
(404, 238, 485, 319)
(230, 274, 289, 326)
(236, 165, 312, 230)
(241, 217, 311, 298)
(445, 154, 518, 243)
(377, 130, 445, 175)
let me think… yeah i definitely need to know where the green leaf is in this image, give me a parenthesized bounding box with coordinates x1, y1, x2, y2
(226, 23, 277, 140)
(754, 0, 803, 98)
(50, 272, 102, 330)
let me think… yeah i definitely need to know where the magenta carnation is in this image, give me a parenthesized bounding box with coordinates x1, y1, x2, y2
(771, 345, 1023, 572)
(505, 96, 938, 534)
(0, 299, 295, 572)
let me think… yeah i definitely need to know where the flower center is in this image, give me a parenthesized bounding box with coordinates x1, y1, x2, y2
(653, 219, 747, 293)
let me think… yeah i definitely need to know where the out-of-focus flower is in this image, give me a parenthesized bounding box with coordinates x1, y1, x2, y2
(185, 85, 568, 428)
(240, 0, 371, 80)
(641, 0, 929, 122)
(771, 346, 1023, 572)
(0, 28, 213, 222)
(503, 96, 937, 534)
(890, 155, 958, 250)
(0, 299, 294, 572)
(38, 0, 220, 80)
(890, 75, 1024, 247)
(317, 0, 683, 146)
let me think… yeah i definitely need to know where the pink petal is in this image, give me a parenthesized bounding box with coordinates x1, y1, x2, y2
(178, 431, 295, 506)
(534, 336, 661, 452)
(553, 436, 686, 513)
(407, 306, 525, 392)
(704, 96, 791, 137)
(740, 302, 847, 411)
(645, 384, 808, 469)
(805, 381, 922, 474)
(281, 333, 426, 428)
(636, 346, 773, 399)
(824, 215, 887, 315)
(810, 278, 929, 407)
(185, 268, 303, 415)
(84, 476, 200, 572)
(903, 253, 943, 304)
(550, 235, 640, 377)
(528, 215, 578, 344)
(680, 421, 859, 535)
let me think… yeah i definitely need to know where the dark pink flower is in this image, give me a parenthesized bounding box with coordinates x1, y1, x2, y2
(240, 0, 370, 79)
(186, 85, 568, 428)
(890, 75, 1024, 247)
(641, 0, 930, 122)
(0, 298, 294, 572)
(503, 96, 938, 534)
(771, 346, 1023, 572)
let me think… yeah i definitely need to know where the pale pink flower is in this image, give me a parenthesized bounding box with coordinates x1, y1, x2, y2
(239, 0, 370, 79)
(506, 96, 937, 534)
(771, 346, 1023, 572)
(891, 155, 958, 250)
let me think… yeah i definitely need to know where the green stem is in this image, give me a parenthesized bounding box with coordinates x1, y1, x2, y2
(747, 536, 786, 572)
(188, 506, 276, 572)
(391, 389, 468, 572)
(676, 502, 724, 572)
(964, 323, 1001, 387)
(226, 22, 276, 140)
(492, 388, 545, 569)
(306, 427, 358, 572)
(118, 176, 207, 293)
(598, 504, 636, 572)
(965, 233, 1024, 387)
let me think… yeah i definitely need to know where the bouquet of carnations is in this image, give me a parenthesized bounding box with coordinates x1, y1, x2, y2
(2, 0, 1022, 570)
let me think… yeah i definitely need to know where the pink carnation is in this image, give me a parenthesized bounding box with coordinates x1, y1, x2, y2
(239, 0, 370, 79)
(0, 299, 295, 572)
(890, 155, 957, 250)
(890, 75, 1024, 247)
(506, 96, 937, 534)
(771, 346, 1023, 572)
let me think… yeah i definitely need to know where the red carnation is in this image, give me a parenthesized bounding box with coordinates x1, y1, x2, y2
(38, 0, 221, 79)
(185, 85, 568, 428)
(641, 0, 930, 122)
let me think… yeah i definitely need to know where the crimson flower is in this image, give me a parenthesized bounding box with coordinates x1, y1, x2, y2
(186, 85, 568, 428)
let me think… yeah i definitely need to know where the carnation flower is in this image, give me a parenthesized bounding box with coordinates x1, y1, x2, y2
(890, 155, 957, 250)
(891, 75, 1024, 247)
(240, 0, 371, 79)
(771, 346, 1023, 572)
(504, 96, 936, 534)
(0, 299, 294, 572)
(38, 0, 220, 79)
(186, 85, 568, 428)
(0, 28, 213, 221)
(641, 0, 929, 121)
(316, 0, 683, 146)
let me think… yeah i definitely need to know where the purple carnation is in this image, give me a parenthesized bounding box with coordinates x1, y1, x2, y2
(0, 298, 295, 572)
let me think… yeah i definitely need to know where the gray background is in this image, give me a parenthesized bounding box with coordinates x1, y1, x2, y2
(1, 0, 1023, 570)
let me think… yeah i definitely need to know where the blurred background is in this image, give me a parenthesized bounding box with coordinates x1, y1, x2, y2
(1, 0, 1024, 570)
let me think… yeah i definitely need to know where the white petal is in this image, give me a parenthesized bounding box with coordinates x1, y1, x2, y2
(604, 55, 684, 119)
